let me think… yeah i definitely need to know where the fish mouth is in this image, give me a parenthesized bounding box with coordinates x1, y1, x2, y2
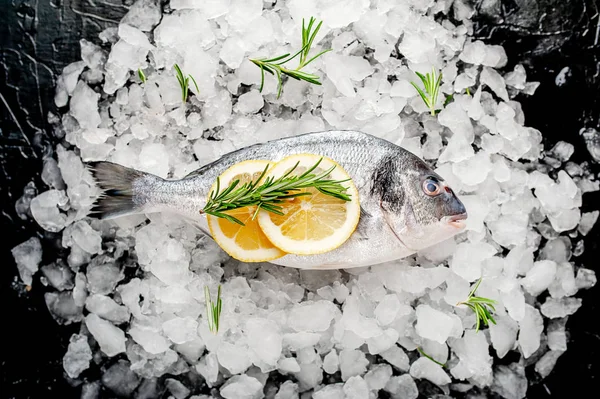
(444, 212, 468, 229)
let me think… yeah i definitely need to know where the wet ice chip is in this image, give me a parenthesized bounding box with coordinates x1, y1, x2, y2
(85, 294, 130, 324)
(63, 333, 92, 378)
(364, 364, 392, 391)
(246, 318, 282, 366)
(289, 301, 338, 332)
(415, 305, 455, 344)
(162, 317, 199, 344)
(323, 350, 339, 374)
(481, 67, 509, 102)
(85, 314, 126, 356)
(520, 260, 557, 296)
(380, 345, 410, 372)
(540, 297, 582, 318)
(491, 363, 528, 399)
(384, 374, 418, 399)
(410, 357, 451, 386)
(578, 211, 599, 236)
(339, 349, 368, 381)
(217, 341, 252, 374)
(30, 190, 69, 232)
(517, 305, 543, 358)
(11, 237, 42, 285)
(121, 0, 162, 32)
(101, 360, 141, 397)
(128, 325, 171, 354)
(343, 375, 369, 399)
(489, 314, 519, 359)
(70, 81, 102, 129)
(236, 90, 264, 114)
(220, 375, 264, 399)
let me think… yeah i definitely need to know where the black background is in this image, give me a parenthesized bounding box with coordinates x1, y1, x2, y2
(1, 0, 598, 398)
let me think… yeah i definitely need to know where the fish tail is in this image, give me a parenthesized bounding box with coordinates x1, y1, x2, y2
(89, 162, 149, 219)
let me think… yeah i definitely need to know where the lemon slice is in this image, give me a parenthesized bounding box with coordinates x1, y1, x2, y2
(257, 154, 360, 255)
(207, 160, 286, 262)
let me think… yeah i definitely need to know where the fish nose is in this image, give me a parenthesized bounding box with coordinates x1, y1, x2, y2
(446, 190, 467, 218)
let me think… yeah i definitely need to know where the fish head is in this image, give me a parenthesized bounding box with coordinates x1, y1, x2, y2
(376, 153, 467, 251)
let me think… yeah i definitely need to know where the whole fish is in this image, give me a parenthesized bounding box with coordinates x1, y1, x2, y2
(90, 130, 467, 269)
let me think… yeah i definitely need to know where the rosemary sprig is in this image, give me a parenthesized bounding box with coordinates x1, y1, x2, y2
(205, 285, 222, 335)
(249, 16, 331, 98)
(411, 67, 443, 116)
(456, 278, 497, 332)
(201, 158, 351, 226)
(174, 63, 199, 103)
(138, 68, 147, 83)
(417, 347, 446, 368)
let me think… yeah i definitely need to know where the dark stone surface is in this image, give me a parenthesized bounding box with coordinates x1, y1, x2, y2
(0, 0, 598, 398)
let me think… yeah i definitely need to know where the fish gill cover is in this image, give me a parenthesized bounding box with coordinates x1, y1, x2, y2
(9, 0, 599, 398)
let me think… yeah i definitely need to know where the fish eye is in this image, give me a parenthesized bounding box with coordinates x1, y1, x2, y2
(422, 178, 442, 196)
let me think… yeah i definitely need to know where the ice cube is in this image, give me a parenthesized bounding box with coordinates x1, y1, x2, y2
(195, 352, 219, 386)
(364, 364, 392, 391)
(86, 260, 123, 295)
(128, 325, 171, 354)
(121, 0, 162, 32)
(274, 380, 299, 399)
(41, 261, 74, 291)
(62, 220, 102, 255)
(535, 350, 564, 378)
(289, 301, 338, 332)
(540, 297, 582, 318)
(491, 363, 527, 399)
(339, 349, 369, 381)
(324, 54, 373, 97)
(578, 211, 599, 236)
(384, 374, 418, 399)
(481, 67, 509, 101)
(11, 237, 42, 285)
(30, 189, 69, 232)
(236, 90, 264, 114)
(85, 314, 126, 356)
(80, 39, 106, 70)
(380, 345, 410, 372)
(313, 384, 344, 399)
(278, 357, 301, 373)
(520, 260, 557, 296)
(246, 318, 282, 366)
(282, 332, 321, 351)
(54, 61, 87, 107)
(45, 291, 84, 325)
(575, 267, 596, 289)
(489, 314, 518, 359)
(166, 378, 191, 399)
(101, 359, 141, 397)
(63, 334, 92, 378)
(70, 81, 102, 129)
(367, 328, 400, 354)
(450, 242, 497, 282)
(343, 376, 369, 399)
(547, 319, 567, 351)
(409, 357, 451, 386)
(517, 305, 543, 358)
(217, 341, 252, 374)
(449, 330, 493, 383)
(438, 102, 474, 142)
(323, 350, 339, 374)
(398, 32, 436, 64)
(220, 375, 264, 399)
(85, 294, 130, 324)
(162, 317, 199, 345)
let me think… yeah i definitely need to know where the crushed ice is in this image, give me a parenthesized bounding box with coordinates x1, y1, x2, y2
(12, 0, 598, 397)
